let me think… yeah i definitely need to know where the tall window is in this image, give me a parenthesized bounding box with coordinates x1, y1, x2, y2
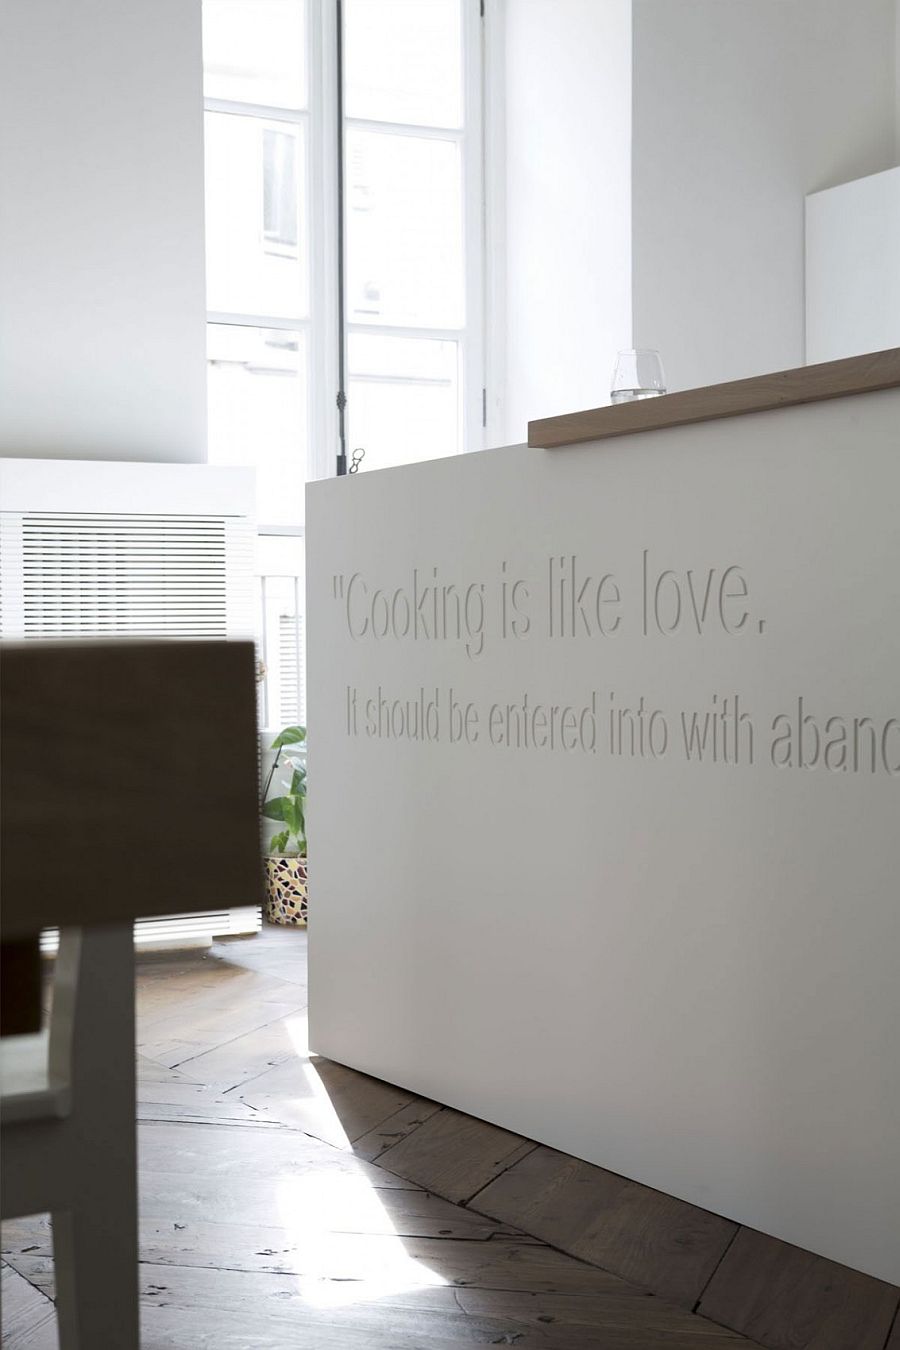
(343, 0, 482, 472)
(203, 0, 483, 726)
(203, 0, 311, 531)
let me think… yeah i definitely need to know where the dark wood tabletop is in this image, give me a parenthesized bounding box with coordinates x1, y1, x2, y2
(1, 640, 263, 1032)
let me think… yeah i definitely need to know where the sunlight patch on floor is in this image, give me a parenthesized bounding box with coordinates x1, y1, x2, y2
(277, 1172, 449, 1307)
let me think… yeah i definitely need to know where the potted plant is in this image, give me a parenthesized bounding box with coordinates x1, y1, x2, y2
(261, 724, 308, 926)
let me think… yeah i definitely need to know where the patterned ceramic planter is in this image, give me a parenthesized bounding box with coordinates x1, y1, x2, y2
(264, 854, 308, 927)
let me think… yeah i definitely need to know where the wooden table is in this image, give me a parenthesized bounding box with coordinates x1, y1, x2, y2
(1, 640, 263, 1032)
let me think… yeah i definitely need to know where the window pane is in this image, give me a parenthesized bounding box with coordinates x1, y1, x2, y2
(205, 113, 307, 320)
(348, 333, 459, 471)
(203, 0, 307, 110)
(263, 129, 298, 249)
(344, 0, 463, 129)
(207, 325, 307, 526)
(346, 130, 464, 329)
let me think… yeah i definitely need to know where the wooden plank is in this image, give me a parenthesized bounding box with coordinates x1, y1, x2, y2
(138, 1119, 422, 1191)
(210, 925, 308, 987)
(352, 1097, 444, 1162)
(138, 989, 307, 1079)
(528, 346, 900, 448)
(0, 1262, 58, 1349)
(0, 1253, 54, 1307)
(0, 640, 261, 939)
(136, 1228, 575, 1286)
(697, 1227, 900, 1350)
(0, 940, 42, 1036)
(2, 1201, 517, 1275)
(136, 1170, 423, 1230)
(375, 1106, 537, 1203)
(135, 957, 255, 1015)
(472, 1143, 737, 1309)
(136, 1052, 198, 1086)
(132, 1261, 752, 1350)
(238, 1055, 420, 1147)
(136, 1080, 280, 1129)
(4, 1218, 753, 1346)
(162, 1016, 307, 1087)
(456, 1287, 750, 1348)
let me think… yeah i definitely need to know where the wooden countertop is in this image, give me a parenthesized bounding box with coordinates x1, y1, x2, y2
(527, 347, 900, 449)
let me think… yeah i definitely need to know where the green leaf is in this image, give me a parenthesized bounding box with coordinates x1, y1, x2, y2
(271, 725, 306, 749)
(290, 768, 307, 797)
(262, 795, 289, 821)
(269, 830, 290, 854)
(283, 797, 304, 838)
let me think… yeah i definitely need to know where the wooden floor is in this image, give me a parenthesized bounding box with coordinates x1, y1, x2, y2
(2, 926, 898, 1349)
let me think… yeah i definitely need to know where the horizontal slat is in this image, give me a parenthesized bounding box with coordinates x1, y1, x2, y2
(23, 622, 229, 630)
(21, 515, 230, 524)
(21, 551, 229, 558)
(22, 577, 230, 583)
(39, 908, 262, 954)
(21, 583, 230, 590)
(19, 604, 231, 612)
(24, 598, 230, 606)
(21, 551, 229, 559)
(22, 624, 229, 630)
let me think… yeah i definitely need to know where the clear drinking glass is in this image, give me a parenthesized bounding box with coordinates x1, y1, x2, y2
(610, 349, 666, 403)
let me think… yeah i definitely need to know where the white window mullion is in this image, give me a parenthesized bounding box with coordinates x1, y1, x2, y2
(209, 312, 310, 332)
(481, 0, 506, 447)
(344, 115, 464, 143)
(205, 96, 306, 126)
(462, 0, 486, 453)
(308, 0, 341, 483)
(346, 321, 465, 343)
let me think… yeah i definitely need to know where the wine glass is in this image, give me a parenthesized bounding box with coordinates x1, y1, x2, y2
(610, 349, 666, 403)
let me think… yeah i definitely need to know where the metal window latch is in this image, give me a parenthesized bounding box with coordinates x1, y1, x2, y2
(349, 447, 365, 474)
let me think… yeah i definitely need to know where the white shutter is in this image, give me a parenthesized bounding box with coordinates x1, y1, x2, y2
(2, 512, 256, 641)
(0, 461, 260, 946)
(277, 609, 306, 726)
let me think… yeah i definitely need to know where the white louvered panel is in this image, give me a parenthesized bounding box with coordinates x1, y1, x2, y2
(0, 464, 260, 946)
(278, 610, 306, 726)
(0, 514, 25, 636)
(11, 513, 249, 641)
(225, 515, 258, 641)
(257, 563, 305, 733)
(40, 906, 262, 955)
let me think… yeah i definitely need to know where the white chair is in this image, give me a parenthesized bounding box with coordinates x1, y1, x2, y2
(1, 923, 138, 1349)
(1, 639, 261, 1349)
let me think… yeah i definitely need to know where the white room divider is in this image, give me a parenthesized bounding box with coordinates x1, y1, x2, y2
(307, 384, 900, 1284)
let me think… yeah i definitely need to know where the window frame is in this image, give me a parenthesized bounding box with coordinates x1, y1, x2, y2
(205, 0, 485, 503)
(340, 0, 485, 467)
(202, 0, 486, 730)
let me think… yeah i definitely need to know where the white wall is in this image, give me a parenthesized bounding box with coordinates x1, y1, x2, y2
(896, 0, 900, 154)
(501, 0, 632, 443)
(806, 166, 900, 365)
(630, 0, 897, 392)
(500, 0, 898, 437)
(0, 0, 207, 462)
